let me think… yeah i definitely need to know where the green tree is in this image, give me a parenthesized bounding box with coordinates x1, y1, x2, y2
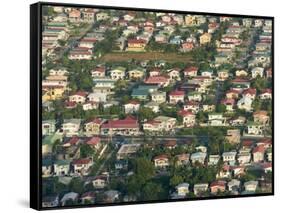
(80, 144, 95, 158)
(170, 175, 184, 187)
(133, 158, 155, 184)
(216, 104, 226, 113)
(252, 77, 268, 93)
(138, 107, 156, 121)
(142, 182, 163, 201)
(69, 178, 84, 194)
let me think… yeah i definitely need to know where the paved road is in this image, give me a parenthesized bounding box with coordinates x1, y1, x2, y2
(98, 135, 271, 142)
(95, 150, 114, 176)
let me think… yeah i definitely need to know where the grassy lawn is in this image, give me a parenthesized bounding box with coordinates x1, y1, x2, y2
(99, 52, 194, 63)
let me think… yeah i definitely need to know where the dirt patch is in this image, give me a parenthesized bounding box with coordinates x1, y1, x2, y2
(99, 52, 194, 63)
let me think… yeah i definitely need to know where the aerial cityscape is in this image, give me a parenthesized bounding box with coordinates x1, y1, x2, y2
(41, 5, 273, 208)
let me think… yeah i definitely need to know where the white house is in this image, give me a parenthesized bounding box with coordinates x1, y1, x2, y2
(124, 101, 140, 114)
(228, 179, 241, 192)
(209, 155, 220, 165)
(245, 122, 263, 136)
(208, 113, 226, 126)
(237, 150, 251, 165)
(151, 91, 166, 103)
(187, 92, 202, 102)
(244, 181, 258, 192)
(222, 151, 237, 164)
(88, 92, 107, 103)
(190, 152, 207, 164)
(169, 90, 185, 104)
(53, 160, 71, 176)
(42, 120, 56, 135)
(69, 91, 87, 104)
(62, 119, 81, 136)
(259, 89, 272, 100)
(72, 158, 93, 176)
(143, 116, 177, 132)
(178, 110, 196, 127)
(110, 67, 126, 80)
(237, 96, 253, 112)
(251, 67, 264, 78)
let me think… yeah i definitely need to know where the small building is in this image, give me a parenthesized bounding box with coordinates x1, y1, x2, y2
(86, 137, 102, 150)
(101, 116, 140, 136)
(237, 150, 251, 165)
(208, 113, 226, 126)
(80, 191, 95, 204)
(69, 9, 81, 23)
(184, 66, 198, 78)
(72, 158, 93, 176)
(178, 110, 196, 127)
(251, 67, 264, 78)
(176, 154, 190, 166)
(253, 145, 265, 162)
(187, 91, 202, 102)
(92, 175, 107, 189)
(151, 91, 166, 103)
(253, 111, 270, 125)
(69, 91, 87, 104)
(126, 39, 146, 51)
(42, 120, 56, 136)
(154, 154, 169, 168)
(124, 100, 140, 114)
(53, 160, 71, 176)
(110, 66, 126, 80)
(128, 68, 145, 79)
(244, 181, 258, 192)
(210, 180, 226, 194)
(194, 183, 209, 196)
(228, 179, 241, 192)
(245, 122, 263, 136)
(190, 152, 207, 164)
(42, 194, 59, 208)
(144, 101, 160, 113)
(225, 129, 241, 144)
(222, 151, 237, 164)
(91, 66, 106, 78)
(117, 143, 141, 160)
(209, 155, 220, 165)
(176, 183, 190, 196)
(200, 33, 212, 45)
(62, 119, 81, 136)
(84, 118, 104, 135)
(169, 90, 185, 104)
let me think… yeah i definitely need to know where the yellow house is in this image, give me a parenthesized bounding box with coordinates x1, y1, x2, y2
(126, 39, 146, 51)
(84, 118, 103, 135)
(217, 70, 229, 81)
(185, 15, 197, 26)
(236, 70, 248, 77)
(128, 68, 145, 79)
(200, 33, 212, 45)
(42, 86, 65, 102)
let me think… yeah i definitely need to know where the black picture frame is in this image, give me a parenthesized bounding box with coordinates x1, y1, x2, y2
(30, 2, 274, 210)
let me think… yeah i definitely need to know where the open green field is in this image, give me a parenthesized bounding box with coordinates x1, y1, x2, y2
(99, 52, 194, 63)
